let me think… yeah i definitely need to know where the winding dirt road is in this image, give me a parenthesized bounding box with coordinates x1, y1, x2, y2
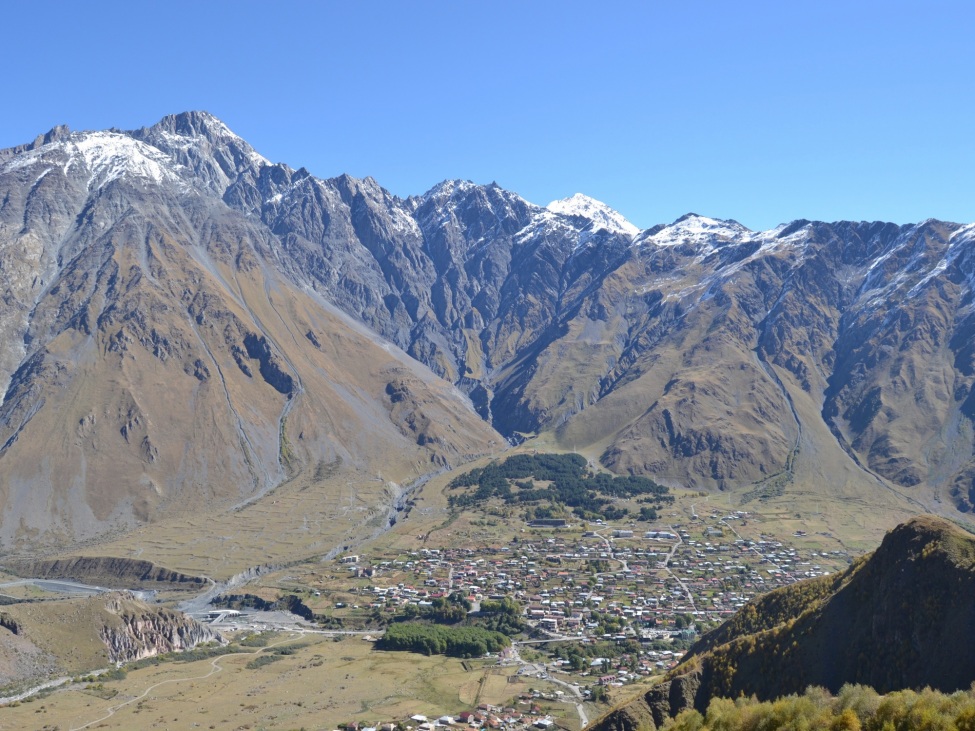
(69, 633, 301, 731)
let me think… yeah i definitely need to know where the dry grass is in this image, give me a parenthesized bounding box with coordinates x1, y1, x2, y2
(0, 634, 576, 731)
(0, 598, 113, 689)
(68, 469, 401, 580)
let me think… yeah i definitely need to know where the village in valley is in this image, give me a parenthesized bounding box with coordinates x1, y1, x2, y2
(217, 478, 854, 731)
(0, 451, 865, 731)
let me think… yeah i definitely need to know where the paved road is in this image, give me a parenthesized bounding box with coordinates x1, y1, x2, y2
(507, 642, 590, 728)
(592, 530, 629, 572)
(0, 578, 155, 601)
(663, 526, 696, 613)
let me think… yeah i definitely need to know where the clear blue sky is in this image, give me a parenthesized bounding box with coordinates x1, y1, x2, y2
(3, 1, 973, 231)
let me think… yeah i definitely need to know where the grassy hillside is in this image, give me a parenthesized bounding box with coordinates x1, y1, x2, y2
(590, 515, 975, 730)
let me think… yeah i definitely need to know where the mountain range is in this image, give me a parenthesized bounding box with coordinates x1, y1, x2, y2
(2, 111, 975, 549)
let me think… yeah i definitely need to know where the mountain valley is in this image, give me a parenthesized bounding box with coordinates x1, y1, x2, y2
(1, 111, 975, 728)
(2, 112, 975, 553)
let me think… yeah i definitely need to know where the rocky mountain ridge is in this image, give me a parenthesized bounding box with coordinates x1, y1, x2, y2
(2, 556, 209, 590)
(2, 111, 975, 547)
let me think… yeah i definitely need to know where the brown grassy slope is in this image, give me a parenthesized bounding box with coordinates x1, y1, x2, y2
(0, 203, 499, 553)
(531, 249, 799, 490)
(588, 516, 975, 731)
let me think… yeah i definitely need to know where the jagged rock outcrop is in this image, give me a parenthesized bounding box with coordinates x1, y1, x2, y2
(100, 592, 222, 663)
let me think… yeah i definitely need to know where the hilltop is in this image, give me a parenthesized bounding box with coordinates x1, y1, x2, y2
(590, 515, 975, 731)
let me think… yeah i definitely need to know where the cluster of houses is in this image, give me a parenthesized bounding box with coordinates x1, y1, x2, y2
(305, 512, 853, 731)
(338, 700, 561, 731)
(333, 512, 847, 653)
(410, 702, 557, 731)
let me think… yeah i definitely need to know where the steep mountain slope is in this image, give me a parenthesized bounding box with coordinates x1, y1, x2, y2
(3, 111, 975, 549)
(590, 516, 975, 731)
(201, 141, 975, 504)
(537, 218, 973, 496)
(0, 113, 500, 550)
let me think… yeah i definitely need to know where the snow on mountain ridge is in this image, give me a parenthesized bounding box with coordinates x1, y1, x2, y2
(651, 213, 751, 243)
(146, 110, 271, 169)
(1, 130, 183, 190)
(546, 193, 639, 237)
(72, 132, 183, 189)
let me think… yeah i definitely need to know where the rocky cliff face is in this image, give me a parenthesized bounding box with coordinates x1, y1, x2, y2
(3, 557, 209, 590)
(100, 592, 222, 664)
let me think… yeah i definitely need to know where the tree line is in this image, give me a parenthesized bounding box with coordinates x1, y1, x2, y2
(378, 622, 511, 658)
(661, 683, 975, 731)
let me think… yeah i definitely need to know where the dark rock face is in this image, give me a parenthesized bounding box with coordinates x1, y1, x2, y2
(3, 557, 209, 590)
(243, 333, 295, 396)
(645, 666, 711, 726)
(214, 592, 314, 621)
(593, 700, 657, 731)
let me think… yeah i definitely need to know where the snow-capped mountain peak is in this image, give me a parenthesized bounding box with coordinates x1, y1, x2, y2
(546, 193, 640, 237)
(420, 179, 479, 203)
(148, 111, 268, 167)
(647, 213, 750, 248)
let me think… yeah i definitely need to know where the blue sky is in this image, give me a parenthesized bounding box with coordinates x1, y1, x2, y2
(3, 1, 973, 231)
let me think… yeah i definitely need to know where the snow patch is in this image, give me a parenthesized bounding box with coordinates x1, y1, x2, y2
(71, 133, 182, 189)
(547, 193, 639, 237)
(648, 214, 750, 249)
(2, 132, 184, 190)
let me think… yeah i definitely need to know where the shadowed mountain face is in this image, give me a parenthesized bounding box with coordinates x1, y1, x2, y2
(2, 112, 975, 547)
(589, 516, 975, 731)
